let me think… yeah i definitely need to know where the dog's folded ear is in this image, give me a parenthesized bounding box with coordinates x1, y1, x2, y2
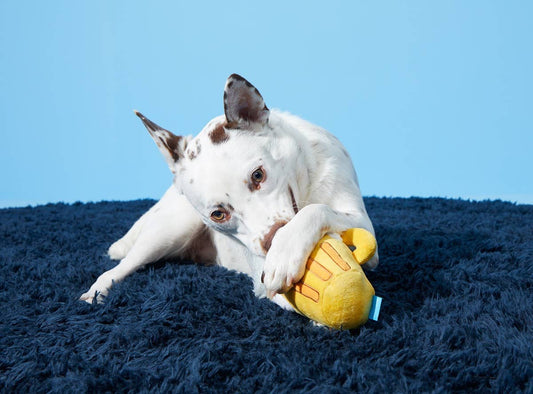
(134, 111, 188, 173)
(224, 74, 269, 128)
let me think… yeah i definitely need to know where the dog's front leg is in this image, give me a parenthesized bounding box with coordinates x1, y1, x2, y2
(261, 204, 376, 297)
(80, 191, 207, 303)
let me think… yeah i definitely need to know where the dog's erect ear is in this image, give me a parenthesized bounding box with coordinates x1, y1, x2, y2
(134, 111, 187, 173)
(224, 74, 269, 127)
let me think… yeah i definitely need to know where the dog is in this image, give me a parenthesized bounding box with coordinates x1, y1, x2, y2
(80, 74, 378, 312)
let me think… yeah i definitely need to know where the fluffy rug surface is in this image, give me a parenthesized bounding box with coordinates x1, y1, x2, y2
(1, 197, 532, 392)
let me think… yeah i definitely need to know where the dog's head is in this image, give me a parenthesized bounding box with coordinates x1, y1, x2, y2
(136, 74, 308, 257)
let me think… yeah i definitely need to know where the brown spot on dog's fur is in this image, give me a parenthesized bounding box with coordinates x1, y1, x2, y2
(196, 139, 201, 154)
(186, 139, 202, 160)
(225, 120, 240, 130)
(182, 225, 217, 264)
(261, 220, 288, 254)
(160, 134, 183, 161)
(247, 180, 260, 192)
(209, 122, 230, 144)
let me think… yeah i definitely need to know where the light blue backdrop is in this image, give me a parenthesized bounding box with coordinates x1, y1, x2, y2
(1, 1, 532, 207)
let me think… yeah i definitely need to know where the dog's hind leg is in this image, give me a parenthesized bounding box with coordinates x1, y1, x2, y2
(107, 215, 147, 261)
(81, 187, 214, 303)
(108, 186, 177, 260)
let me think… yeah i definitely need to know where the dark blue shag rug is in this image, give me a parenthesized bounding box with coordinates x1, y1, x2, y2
(1, 197, 532, 392)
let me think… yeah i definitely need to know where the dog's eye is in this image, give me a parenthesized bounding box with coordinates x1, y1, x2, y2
(251, 167, 265, 184)
(210, 209, 228, 222)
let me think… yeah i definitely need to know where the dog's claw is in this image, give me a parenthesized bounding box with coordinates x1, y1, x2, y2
(80, 291, 101, 304)
(261, 271, 265, 283)
(285, 274, 294, 289)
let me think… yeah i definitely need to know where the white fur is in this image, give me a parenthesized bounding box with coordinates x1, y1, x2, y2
(80, 75, 378, 310)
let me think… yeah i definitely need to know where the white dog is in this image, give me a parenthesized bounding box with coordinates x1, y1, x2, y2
(81, 74, 378, 311)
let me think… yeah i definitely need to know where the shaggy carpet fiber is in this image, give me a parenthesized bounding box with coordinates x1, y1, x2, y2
(0, 197, 532, 392)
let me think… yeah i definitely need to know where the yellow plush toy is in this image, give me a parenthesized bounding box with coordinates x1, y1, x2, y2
(283, 228, 382, 329)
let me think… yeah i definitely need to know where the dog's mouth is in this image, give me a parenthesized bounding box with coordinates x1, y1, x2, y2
(260, 220, 289, 254)
(258, 189, 298, 255)
(289, 186, 299, 215)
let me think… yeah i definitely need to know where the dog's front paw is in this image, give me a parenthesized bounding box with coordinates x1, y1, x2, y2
(79, 272, 114, 304)
(79, 289, 106, 304)
(261, 227, 309, 297)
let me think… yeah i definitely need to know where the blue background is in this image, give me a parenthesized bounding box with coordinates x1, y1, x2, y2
(1, 1, 531, 207)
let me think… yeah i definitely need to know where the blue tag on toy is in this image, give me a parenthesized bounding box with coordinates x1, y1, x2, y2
(368, 296, 382, 321)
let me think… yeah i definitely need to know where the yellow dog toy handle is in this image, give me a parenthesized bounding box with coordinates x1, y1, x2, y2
(341, 228, 377, 265)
